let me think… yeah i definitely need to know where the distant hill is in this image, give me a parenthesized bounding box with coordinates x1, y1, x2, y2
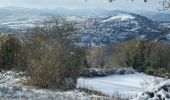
(133, 10, 170, 22)
(70, 11, 164, 47)
(0, 7, 169, 47)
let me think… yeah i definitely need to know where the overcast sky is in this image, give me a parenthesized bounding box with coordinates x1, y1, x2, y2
(0, 0, 166, 12)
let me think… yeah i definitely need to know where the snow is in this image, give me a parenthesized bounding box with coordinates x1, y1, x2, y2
(0, 71, 167, 100)
(102, 14, 135, 22)
(66, 16, 85, 22)
(0, 71, 107, 100)
(132, 79, 170, 100)
(77, 72, 161, 98)
(166, 33, 170, 40)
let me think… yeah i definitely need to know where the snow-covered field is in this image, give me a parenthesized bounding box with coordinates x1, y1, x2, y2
(77, 72, 163, 98)
(0, 71, 109, 100)
(0, 71, 168, 100)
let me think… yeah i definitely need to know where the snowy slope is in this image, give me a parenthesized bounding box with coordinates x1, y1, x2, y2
(101, 14, 135, 22)
(71, 11, 162, 47)
(0, 9, 164, 47)
(77, 73, 162, 98)
(0, 9, 165, 47)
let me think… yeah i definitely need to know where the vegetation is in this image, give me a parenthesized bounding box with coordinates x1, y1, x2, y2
(0, 18, 86, 90)
(0, 34, 27, 71)
(86, 44, 122, 69)
(115, 39, 170, 77)
(27, 19, 85, 90)
(86, 39, 170, 77)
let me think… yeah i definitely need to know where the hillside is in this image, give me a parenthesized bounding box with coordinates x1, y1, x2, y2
(71, 11, 163, 47)
(0, 8, 169, 47)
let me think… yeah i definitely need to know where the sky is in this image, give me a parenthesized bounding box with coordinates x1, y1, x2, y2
(0, 0, 167, 12)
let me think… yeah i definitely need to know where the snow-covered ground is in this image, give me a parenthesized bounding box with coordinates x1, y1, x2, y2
(77, 72, 162, 98)
(0, 71, 109, 100)
(1, 71, 168, 100)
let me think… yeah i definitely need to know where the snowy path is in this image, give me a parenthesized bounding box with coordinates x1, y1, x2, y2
(77, 73, 161, 98)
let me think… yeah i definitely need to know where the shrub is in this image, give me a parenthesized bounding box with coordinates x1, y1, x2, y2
(26, 19, 85, 90)
(145, 67, 155, 75)
(0, 34, 27, 71)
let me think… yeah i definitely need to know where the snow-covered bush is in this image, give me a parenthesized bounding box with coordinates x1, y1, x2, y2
(80, 68, 135, 77)
(133, 80, 170, 100)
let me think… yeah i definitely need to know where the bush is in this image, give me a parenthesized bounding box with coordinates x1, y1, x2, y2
(26, 19, 85, 90)
(0, 34, 27, 71)
(28, 47, 85, 89)
(145, 67, 155, 75)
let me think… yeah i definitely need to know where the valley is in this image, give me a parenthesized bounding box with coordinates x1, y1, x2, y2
(0, 6, 170, 100)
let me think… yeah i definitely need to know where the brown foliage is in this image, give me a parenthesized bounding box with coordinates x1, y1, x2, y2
(0, 34, 27, 71)
(26, 19, 85, 90)
(113, 39, 170, 76)
(87, 46, 113, 68)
